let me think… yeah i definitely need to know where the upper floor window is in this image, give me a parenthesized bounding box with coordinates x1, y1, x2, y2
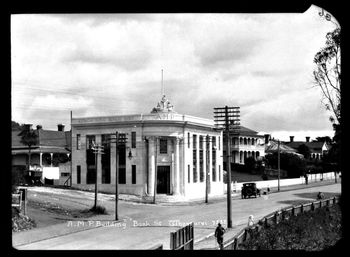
(159, 138, 167, 154)
(131, 132, 136, 148)
(193, 134, 197, 149)
(76, 134, 81, 150)
(86, 135, 95, 149)
(212, 136, 216, 149)
(188, 133, 190, 148)
(199, 136, 203, 150)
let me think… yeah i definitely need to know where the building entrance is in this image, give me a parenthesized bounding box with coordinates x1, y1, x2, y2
(157, 166, 170, 194)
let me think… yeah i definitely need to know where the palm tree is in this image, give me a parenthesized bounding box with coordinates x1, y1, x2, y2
(19, 125, 38, 170)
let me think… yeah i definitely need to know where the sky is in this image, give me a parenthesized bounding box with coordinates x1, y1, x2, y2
(11, 5, 340, 142)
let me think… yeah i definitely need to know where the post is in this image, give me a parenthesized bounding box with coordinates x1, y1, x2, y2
(94, 145, 98, 209)
(115, 132, 119, 220)
(205, 135, 209, 203)
(153, 137, 158, 204)
(70, 110, 73, 186)
(277, 140, 280, 192)
(225, 106, 232, 228)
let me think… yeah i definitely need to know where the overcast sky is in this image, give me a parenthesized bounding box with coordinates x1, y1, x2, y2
(11, 5, 339, 141)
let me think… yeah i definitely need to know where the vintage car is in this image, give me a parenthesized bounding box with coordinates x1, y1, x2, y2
(241, 182, 261, 198)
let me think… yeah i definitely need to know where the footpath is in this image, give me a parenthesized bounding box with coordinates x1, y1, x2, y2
(12, 179, 339, 249)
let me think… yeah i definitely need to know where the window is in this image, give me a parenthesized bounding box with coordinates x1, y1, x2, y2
(160, 138, 167, 154)
(101, 134, 111, 184)
(219, 136, 221, 150)
(61, 172, 70, 177)
(193, 134, 197, 149)
(131, 132, 136, 148)
(188, 164, 191, 183)
(188, 133, 190, 148)
(119, 168, 126, 184)
(199, 136, 203, 150)
(77, 165, 81, 184)
(212, 136, 216, 149)
(199, 150, 204, 182)
(193, 150, 197, 183)
(219, 165, 221, 181)
(86, 135, 95, 149)
(77, 134, 81, 150)
(212, 150, 216, 182)
(132, 165, 136, 184)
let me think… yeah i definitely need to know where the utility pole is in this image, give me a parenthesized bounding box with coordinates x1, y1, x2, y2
(115, 132, 119, 220)
(214, 106, 240, 229)
(277, 139, 280, 192)
(205, 135, 210, 203)
(92, 142, 104, 209)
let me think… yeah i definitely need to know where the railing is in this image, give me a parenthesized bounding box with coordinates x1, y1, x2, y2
(170, 222, 194, 250)
(223, 196, 340, 250)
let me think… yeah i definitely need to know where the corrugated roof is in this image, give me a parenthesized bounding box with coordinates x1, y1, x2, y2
(265, 141, 297, 153)
(229, 125, 259, 136)
(285, 141, 326, 152)
(12, 129, 71, 151)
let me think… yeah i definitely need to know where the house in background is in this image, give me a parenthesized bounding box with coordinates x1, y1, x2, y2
(223, 125, 265, 168)
(12, 124, 71, 186)
(285, 136, 329, 160)
(264, 134, 303, 157)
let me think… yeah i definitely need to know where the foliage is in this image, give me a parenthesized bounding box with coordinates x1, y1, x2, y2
(297, 144, 311, 159)
(244, 157, 256, 173)
(12, 166, 27, 192)
(89, 205, 108, 215)
(265, 153, 307, 178)
(241, 204, 342, 250)
(19, 127, 38, 169)
(12, 207, 36, 232)
(313, 27, 341, 125)
(12, 121, 25, 130)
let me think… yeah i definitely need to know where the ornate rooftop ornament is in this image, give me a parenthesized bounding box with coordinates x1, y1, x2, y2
(151, 94, 176, 114)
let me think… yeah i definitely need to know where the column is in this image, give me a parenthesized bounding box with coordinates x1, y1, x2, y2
(95, 135, 102, 184)
(40, 152, 43, 167)
(110, 134, 116, 185)
(148, 137, 155, 196)
(174, 137, 180, 195)
(50, 153, 53, 167)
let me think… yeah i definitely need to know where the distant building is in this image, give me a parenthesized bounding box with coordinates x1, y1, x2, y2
(264, 134, 303, 157)
(285, 136, 329, 160)
(223, 126, 265, 167)
(71, 95, 224, 201)
(12, 124, 71, 185)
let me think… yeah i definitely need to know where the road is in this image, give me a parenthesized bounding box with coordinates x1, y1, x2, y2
(13, 182, 341, 250)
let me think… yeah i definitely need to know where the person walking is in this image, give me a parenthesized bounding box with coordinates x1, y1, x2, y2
(215, 223, 225, 250)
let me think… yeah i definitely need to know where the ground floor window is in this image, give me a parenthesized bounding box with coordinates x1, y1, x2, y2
(219, 165, 221, 181)
(188, 164, 191, 183)
(86, 167, 96, 184)
(119, 167, 126, 184)
(132, 165, 136, 184)
(193, 150, 197, 182)
(77, 165, 81, 184)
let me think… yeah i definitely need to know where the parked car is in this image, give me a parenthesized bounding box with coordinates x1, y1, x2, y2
(241, 183, 261, 198)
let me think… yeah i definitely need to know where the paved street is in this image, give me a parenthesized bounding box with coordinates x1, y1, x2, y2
(13, 181, 341, 250)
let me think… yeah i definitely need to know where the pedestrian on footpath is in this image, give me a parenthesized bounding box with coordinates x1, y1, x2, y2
(247, 215, 254, 227)
(215, 223, 225, 250)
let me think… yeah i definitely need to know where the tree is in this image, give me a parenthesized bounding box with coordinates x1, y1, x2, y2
(297, 144, 311, 159)
(19, 127, 38, 170)
(313, 136, 332, 144)
(313, 27, 341, 126)
(12, 121, 24, 130)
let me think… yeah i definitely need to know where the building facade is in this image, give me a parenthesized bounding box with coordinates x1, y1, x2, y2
(223, 126, 265, 167)
(12, 124, 71, 185)
(71, 95, 224, 201)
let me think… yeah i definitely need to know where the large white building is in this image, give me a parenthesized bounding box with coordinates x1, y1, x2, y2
(71, 95, 224, 201)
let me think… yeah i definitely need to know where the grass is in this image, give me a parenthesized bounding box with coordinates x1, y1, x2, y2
(240, 203, 342, 250)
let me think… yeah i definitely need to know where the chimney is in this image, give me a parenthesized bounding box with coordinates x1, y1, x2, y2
(36, 125, 43, 130)
(306, 136, 310, 142)
(264, 134, 270, 144)
(290, 136, 294, 142)
(57, 124, 65, 132)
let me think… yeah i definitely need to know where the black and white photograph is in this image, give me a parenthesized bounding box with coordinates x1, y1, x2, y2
(11, 5, 342, 250)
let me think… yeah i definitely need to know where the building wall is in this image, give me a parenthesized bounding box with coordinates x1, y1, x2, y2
(71, 119, 224, 200)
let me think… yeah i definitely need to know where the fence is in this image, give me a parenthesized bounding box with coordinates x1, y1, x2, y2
(170, 222, 194, 250)
(12, 188, 27, 215)
(223, 196, 340, 250)
(230, 171, 340, 193)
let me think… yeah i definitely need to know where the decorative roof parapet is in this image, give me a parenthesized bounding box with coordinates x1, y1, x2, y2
(151, 95, 176, 114)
